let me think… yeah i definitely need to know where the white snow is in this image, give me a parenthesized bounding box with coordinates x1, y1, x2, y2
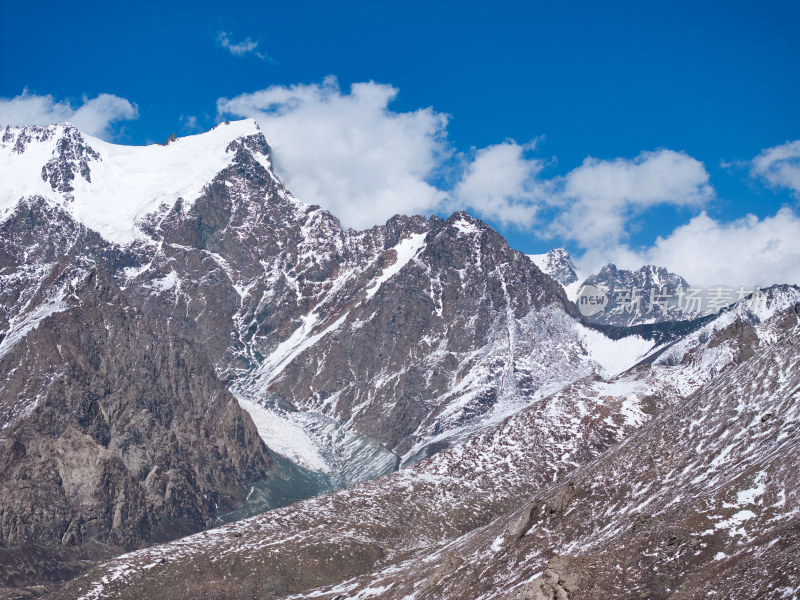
(0, 298, 69, 359)
(528, 253, 548, 271)
(452, 218, 480, 235)
(735, 472, 767, 506)
(562, 279, 584, 302)
(254, 312, 348, 386)
(528, 249, 584, 301)
(714, 509, 757, 537)
(148, 271, 180, 294)
(234, 394, 329, 473)
(0, 120, 264, 244)
(576, 325, 655, 377)
(365, 232, 427, 299)
(619, 395, 646, 427)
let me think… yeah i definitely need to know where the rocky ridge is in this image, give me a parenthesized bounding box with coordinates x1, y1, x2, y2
(530, 247, 745, 327)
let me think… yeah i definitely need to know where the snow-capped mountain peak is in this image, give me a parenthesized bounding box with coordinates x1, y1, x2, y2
(0, 119, 270, 244)
(528, 248, 579, 286)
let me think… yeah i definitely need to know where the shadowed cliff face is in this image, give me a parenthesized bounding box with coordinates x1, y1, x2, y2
(0, 264, 271, 552)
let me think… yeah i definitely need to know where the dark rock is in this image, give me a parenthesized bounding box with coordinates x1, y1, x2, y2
(0, 266, 271, 552)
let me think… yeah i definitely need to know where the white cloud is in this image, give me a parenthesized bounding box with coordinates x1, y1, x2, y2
(579, 208, 800, 287)
(180, 115, 201, 133)
(452, 142, 547, 228)
(218, 78, 716, 244)
(645, 208, 800, 287)
(0, 90, 138, 140)
(218, 76, 450, 229)
(214, 79, 796, 287)
(553, 150, 713, 251)
(217, 31, 271, 61)
(751, 140, 800, 195)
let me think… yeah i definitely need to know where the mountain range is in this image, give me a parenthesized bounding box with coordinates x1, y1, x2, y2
(0, 121, 797, 599)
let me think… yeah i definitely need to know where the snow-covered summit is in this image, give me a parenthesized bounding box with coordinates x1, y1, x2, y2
(529, 248, 579, 286)
(0, 119, 269, 244)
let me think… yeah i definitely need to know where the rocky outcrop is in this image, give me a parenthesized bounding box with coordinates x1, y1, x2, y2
(0, 265, 271, 551)
(40, 127, 100, 194)
(513, 556, 586, 600)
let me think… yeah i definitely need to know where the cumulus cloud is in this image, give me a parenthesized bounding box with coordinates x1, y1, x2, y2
(216, 31, 271, 61)
(218, 78, 794, 287)
(452, 141, 548, 228)
(751, 140, 800, 196)
(218, 78, 554, 230)
(218, 77, 715, 243)
(554, 150, 713, 251)
(0, 90, 138, 140)
(595, 208, 800, 287)
(218, 76, 450, 229)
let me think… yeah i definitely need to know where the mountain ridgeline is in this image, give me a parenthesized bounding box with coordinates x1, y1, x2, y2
(0, 121, 798, 599)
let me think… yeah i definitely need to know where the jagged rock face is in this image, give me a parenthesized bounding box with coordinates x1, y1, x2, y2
(106, 130, 591, 464)
(40, 126, 100, 194)
(0, 197, 138, 338)
(126, 131, 361, 377)
(52, 295, 800, 600)
(529, 248, 579, 286)
(3, 124, 59, 154)
(261, 215, 588, 459)
(0, 265, 271, 551)
(582, 263, 690, 326)
(529, 251, 700, 328)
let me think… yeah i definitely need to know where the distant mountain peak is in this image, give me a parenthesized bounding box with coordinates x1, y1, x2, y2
(529, 248, 579, 286)
(582, 263, 691, 325)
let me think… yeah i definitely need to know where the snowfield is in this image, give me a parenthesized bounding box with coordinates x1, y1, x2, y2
(1, 120, 264, 243)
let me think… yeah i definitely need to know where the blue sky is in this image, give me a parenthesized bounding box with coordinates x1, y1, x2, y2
(1, 0, 799, 285)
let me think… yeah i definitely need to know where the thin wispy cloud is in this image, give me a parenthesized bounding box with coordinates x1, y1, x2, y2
(216, 31, 272, 62)
(751, 139, 800, 197)
(180, 115, 201, 133)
